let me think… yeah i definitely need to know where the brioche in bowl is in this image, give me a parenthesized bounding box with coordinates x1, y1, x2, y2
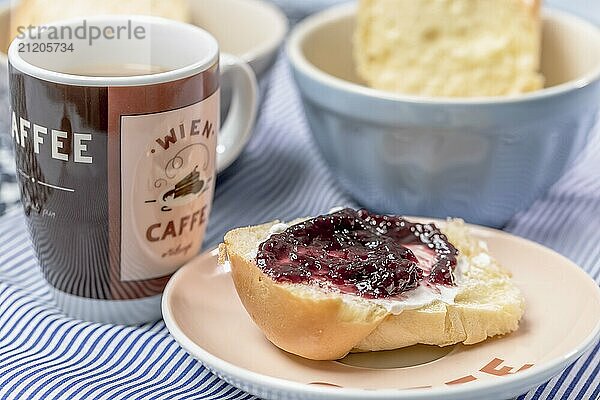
(287, 4, 600, 227)
(354, 0, 544, 97)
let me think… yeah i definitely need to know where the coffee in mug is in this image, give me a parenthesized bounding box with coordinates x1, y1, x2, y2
(8, 16, 257, 324)
(60, 64, 172, 76)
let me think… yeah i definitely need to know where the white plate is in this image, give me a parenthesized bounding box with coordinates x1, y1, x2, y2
(162, 222, 600, 400)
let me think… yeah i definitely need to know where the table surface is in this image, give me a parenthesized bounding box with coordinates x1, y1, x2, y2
(1, 3, 599, 400)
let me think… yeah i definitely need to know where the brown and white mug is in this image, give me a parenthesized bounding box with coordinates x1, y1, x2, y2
(8, 16, 257, 324)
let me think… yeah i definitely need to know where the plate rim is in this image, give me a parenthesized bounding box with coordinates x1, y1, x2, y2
(162, 222, 600, 399)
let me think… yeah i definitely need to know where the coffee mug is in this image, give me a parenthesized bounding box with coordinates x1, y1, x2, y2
(8, 16, 258, 324)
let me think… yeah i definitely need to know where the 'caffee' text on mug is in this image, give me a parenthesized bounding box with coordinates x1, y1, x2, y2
(11, 112, 93, 163)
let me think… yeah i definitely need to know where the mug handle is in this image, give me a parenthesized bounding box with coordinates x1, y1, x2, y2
(217, 53, 258, 172)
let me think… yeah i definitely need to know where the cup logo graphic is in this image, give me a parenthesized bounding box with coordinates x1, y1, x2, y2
(155, 145, 212, 212)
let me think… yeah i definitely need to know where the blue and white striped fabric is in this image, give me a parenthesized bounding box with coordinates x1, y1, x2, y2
(1, 53, 600, 399)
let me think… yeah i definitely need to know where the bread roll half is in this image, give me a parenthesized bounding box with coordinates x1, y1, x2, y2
(221, 218, 524, 360)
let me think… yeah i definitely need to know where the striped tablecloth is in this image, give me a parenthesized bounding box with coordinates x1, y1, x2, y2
(1, 52, 600, 399)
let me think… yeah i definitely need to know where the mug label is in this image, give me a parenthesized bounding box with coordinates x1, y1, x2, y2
(120, 90, 219, 281)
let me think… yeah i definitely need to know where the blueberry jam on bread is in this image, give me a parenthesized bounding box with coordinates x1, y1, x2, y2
(256, 209, 457, 298)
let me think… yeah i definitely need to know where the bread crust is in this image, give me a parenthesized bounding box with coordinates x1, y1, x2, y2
(524, 0, 542, 16)
(225, 224, 388, 360)
(223, 219, 524, 360)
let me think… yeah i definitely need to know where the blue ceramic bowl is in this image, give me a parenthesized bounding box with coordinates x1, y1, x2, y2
(288, 4, 600, 227)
